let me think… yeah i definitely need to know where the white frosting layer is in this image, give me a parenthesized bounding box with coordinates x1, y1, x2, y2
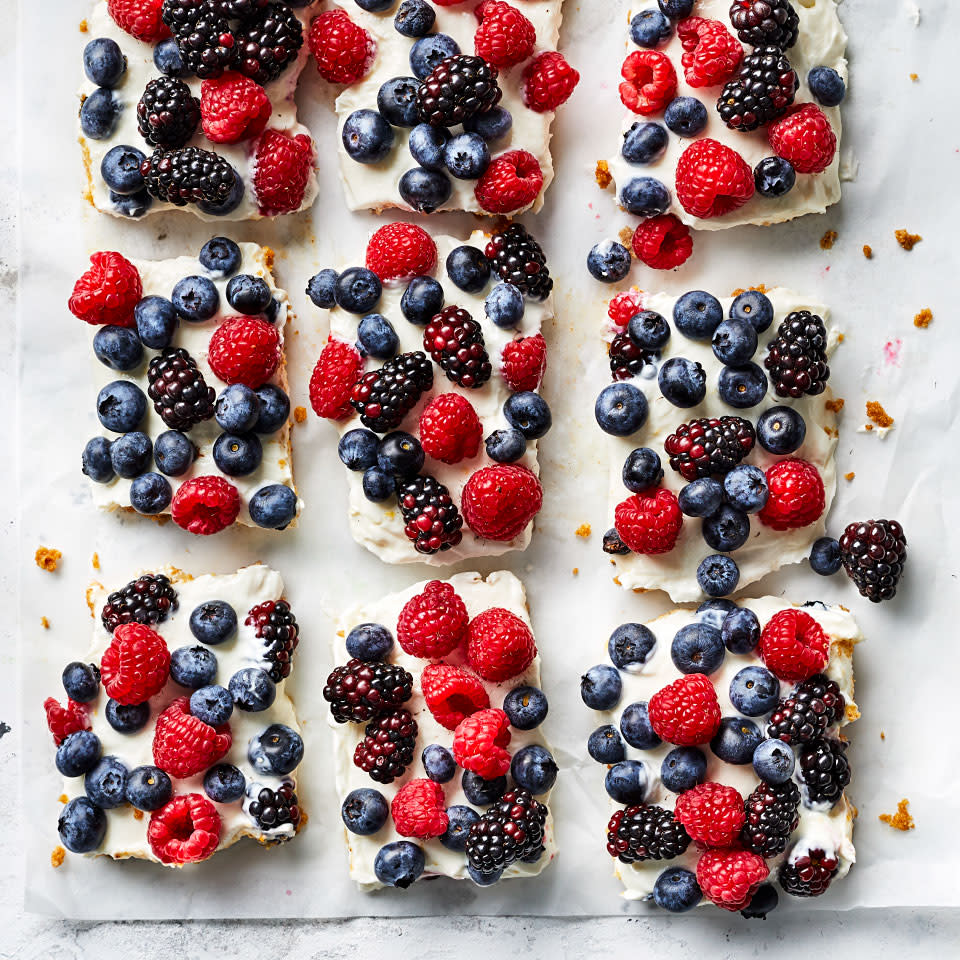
(605, 286, 839, 602)
(334, 0, 563, 214)
(80, 1, 320, 221)
(332, 570, 557, 890)
(591, 597, 861, 902)
(61, 566, 303, 864)
(328, 229, 551, 564)
(87, 243, 301, 529)
(607, 0, 847, 229)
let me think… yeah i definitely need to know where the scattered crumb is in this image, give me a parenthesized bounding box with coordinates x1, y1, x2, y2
(823, 426, 839, 439)
(91, 552, 100, 571)
(263, 247, 275, 270)
(914, 308, 932, 329)
(85, 585, 99, 617)
(866, 400, 894, 428)
(51, 847, 66, 868)
(862, 244, 873, 259)
(595, 160, 612, 189)
(575, 523, 592, 539)
(730, 284, 770, 297)
(79, 19, 88, 32)
(895, 229, 922, 251)
(572, 567, 579, 576)
(880, 730, 886, 741)
(864, 424, 874, 432)
(845, 703, 861, 722)
(618, 226, 636, 251)
(58, 794, 68, 804)
(336, 629, 345, 637)
(132, 809, 144, 821)
(820, 229, 838, 250)
(35, 547, 62, 572)
(41, 616, 50, 629)
(613, 576, 622, 587)
(837, 332, 845, 343)
(278, 458, 286, 468)
(825, 398, 845, 413)
(909, 72, 918, 82)
(294, 405, 307, 424)
(844, 472, 855, 482)
(879, 799, 915, 832)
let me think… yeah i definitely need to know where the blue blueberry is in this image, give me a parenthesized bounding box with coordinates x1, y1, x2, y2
(172, 275, 219, 323)
(105, 698, 150, 734)
(339, 429, 380, 471)
(718, 361, 768, 408)
(395, 0, 435, 38)
(468, 864, 503, 885)
(658, 357, 706, 407)
(199, 236, 241, 277)
(440, 805, 480, 851)
(354, 0, 394, 9)
(678, 478, 724, 518)
(808, 66, 845, 107)
(581, 664, 623, 710)
(810, 536, 842, 576)
(249, 723, 303, 776)
(595, 382, 648, 436)
(134, 296, 179, 349)
(620, 702, 661, 750)
(249, 484, 298, 530)
(504, 392, 552, 439)
(196, 765, 243, 806)
(81, 88, 121, 139)
(197, 169, 245, 217)
(306, 268, 338, 308)
(399, 167, 453, 212)
(485, 428, 527, 463)
(213, 432, 263, 476)
(409, 33, 460, 79)
(621, 121, 669, 164)
(711, 716, 763, 764)
(605, 760, 648, 804)
(754, 156, 796, 198)
(587, 240, 631, 283)
(190, 685, 234, 726)
(130, 472, 173, 514)
(485, 282, 524, 328)
(588, 725, 626, 763)
(674, 290, 723, 341)
(756, 405, 806, 454)
(153, 37, 186, 77)
(110, 431, 152, 478)
(216, 384, 260, 433)
(56, 731, 102, 777)
(253, 385, 290, 433)
(608, 622, 657, 670)
(658, 0, 694, 17)
(697, 554, 740, 597)
(753, 738, 796, 785)
(170, 645, 218, 689)
(408, 122, 449, 171)
(229, 668, 276, 711)
(346, 622, 394, 660)
(190, 599, 237, 645)
(741, 884, 779, 919)
(377, 432, 424, 477)
(85, 756, 128, 808)
(696, 598, 736, 629)
(362, 466, 395, 502)
(630, 9, 672, 47)
(729, 666, 779, 717)
(660, 746, 707, 793)
(375, 841, 426, 888)
(97, 380, 146, 433)
(446, 245, 491, 293)
(62, 662, 100, 703)
(703, 504, 751, 552)
(503, 686, 548, 730)
(628, 310, 671, 349)
(226, 274, 272, 315)
(357, 313, 399, 358)
(342, 109, 395, 163)
(93, 325, 143, 371)
(84, 37, 126, 87)
(58, 797, 107, 853)
(444, 132, 490, 179)
(335, 267, 382, 314)
(464, 106, 512, 141)
(622, 447, 663, 493)
(724, 464, 769, 513)
(377, 76, 421, 127)
(152, 431, 195, 478)
(671, 622, 725, 675)
(712, 318, 758, 366)
(664, 96, 708, 137)
(340, 788, 389, 840)
(110, 189, 153, 218)
(722, 607, 761, 655)
(654, 867, 702, 912)
(511, 744, 558, 794)
(401, 275, 444, 325)
(461, 770, 506, 806)
(730, 290, 775, 333)
(621, 176, 670, 217)
(100, 144, 145, 195)
(422, 744, 456, 783)
(125, 765, 172, 811)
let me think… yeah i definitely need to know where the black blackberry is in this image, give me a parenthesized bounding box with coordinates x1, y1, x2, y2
(423, 306, 491, 389)
(396, 474, 464, 555)
(211, 0, 268, 16)
(741, 781, 800, 857)
(245, 599, 299, 683)
(353, 708, 418, 784)
(664, 416, 756, 481)
(484, 225, 553, 301)
(163, 0, 236, 78)
(146, 347, 217, 430)
(839, 519, 907, 603)
(603, 527, 631, 555)
(717, 46, 796, 131)
(136, 77, 200, 148)
(798, 737, 850, 806)
(417, 54, 502, 127)
(140, 146, 239, 207)
(323, 659, 414, 724)
(350, 351, 434, 433)
(233, 3, 304, 85)
(767, 674, 845, 745)
(606, 805, 690, 864)
(764, 310, 830, 399)
(248, 782, 301, 833)
(608, 331, 657, 380)
(101, 574, 179, 634)
(729, 0, 799, 50)
(466, 789, 548, 875)
(778, 848, 839, 897)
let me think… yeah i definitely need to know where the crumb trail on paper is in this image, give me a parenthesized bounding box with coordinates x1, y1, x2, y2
(914, 308, 932, 328)
(862, 245, 873, 259)
(866, 401, 894, 429)
(595, 161, 612, 189)
(895, 229, 922, 251)
(575, 523, 592, 539)
(820, 230, 837, 250)
(879, 799, 915, 832)
(51, 847, 65, 868)
(35, 547, 61, 572)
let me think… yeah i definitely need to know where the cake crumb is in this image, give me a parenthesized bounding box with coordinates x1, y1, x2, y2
(132, 809, 144, 821)
(595, 160, 612, 189)
(572, 567, 579, 576)
(613, 576, 622, 587)
(41, 616, 50, 629)
(820, 229, 838, 250)
(79, 19, 88, 31)
(618, 226, 636, 251)
(866, 400, 894, 428)
(825, 398, 845, 413)
(58, 794, 68, 804)
(844, 472, 855, 482)
(837, 332, 845, 343)
(879, 798, 915, 832)
(91, 552, 100, 571)
(823, 426, 839, 439)
(35, 547, 62, 572)
(263, 247, 275, 270)
(880, 730, 886, 740)
(895, 229, 922, 251)
(294, 405, 307, 424)
(51, 847, 66, 868)
(730, 284, 770, 297)
(909, 72, 918, 82)
(575, 523, 592, 539)
(862, 244, 873, 259)
(914, 308, 932, 329)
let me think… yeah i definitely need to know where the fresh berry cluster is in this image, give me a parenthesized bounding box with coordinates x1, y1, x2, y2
(75, 239, 298, 535)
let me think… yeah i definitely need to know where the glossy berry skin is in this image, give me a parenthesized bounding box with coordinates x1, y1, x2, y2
(674, 290, 723, 341)
(658, 0, 694, 17)
(81, 90, 122, 140)
(605, 760, 649, 804)
(110, 431, 152, 478)
(595, 383, 648, 436)
(443, 133, 490, 179)
(446, 245, 491, 293)
(465, 105, 513, 141)
(105, 698, 150, 734)
(622, 121, 669, 163)
(58, 797, 107, 854)
(189, 685, 234, 727)
(375, 841, 426, 888)
(711, 716, 764, 764)
(581, 664, 623, 710)
(228, 667, 276, 712)
(722, 607, 761, 654)
(62, 662, 101, 703)
(753, 738, 797, 785)
(631, 10, 672, 48)
(213, 432, 263, 477)
(306, 268, 338, 308)
(440, 806, 480, 852)
(125, 765, 173, 812)
(249, 724, 304, 776)
(203, 764, 246, 803)
(130, 473, 173, 515)
(199, 236, 241, 277)
(377, 432, 424, 478)
(342, 788, 390, 835)
(395, 0, 435, 38)
(172, 276, 219, 323)
(461, 770, 506, 806)
(250, 485, 298, 531)
(83, 437, 115, 484)
(712, 318, 758, 366)
(620, 176, 670, 217)
(215, 384, 260, 434)
(754, 156, 796, 198)
(729, 666, 780, 716)
(362, 467, 394, 502)
(56, 731, 103, 778)
(654, 867, 702, 912)
(587, 241, 631, 283)
(97, 380, 147, 433)
(756, 405, 806, 454)
(510, 744, 558, 794)
(678, 478, 724, 518)
(189, 600, 237, 646)
(335, 267, 382, 314)
(741, 883, 779, 919)
(485, 428, 526, 464)
(620, 702, 662, 750)
(345, 623, 394, 661)
(697, 555, 740, 598)
(664, 96, 708, 136)
(85, 756, 129, 808)
(703, 505, 751, 552)
(94, 325, 144, 371)
(503, 686, 548, 730)
(671, 623, 725, 675)
(718, 361, 768, 408)
(101, 145, 146, 195)
(169, 645, 218, 689)
(623, 447, 664, 494)
(484, 283, 524, 329)
(357, 314, 400, 359)
(422, 744, 457, 784)
(724, 464, 769, 513)
(608, 623, 657, 670)
(588, 725, 626, 764)
(810, 536, 842, 576)
(84, 37, 126, 87)
(254, 385, 290, 433)
(730, 290, 775, 333)
(342, 109, 394, 164)
(658, 357, 706, 407)
(660, 746, 707, 793)
(378, 76, 422, 127)
(807, 66, 845, 107)
(504, 392, 551, 439)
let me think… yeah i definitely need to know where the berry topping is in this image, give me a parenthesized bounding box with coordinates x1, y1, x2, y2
(678, 17, 743, 88)
(475, 149, 543, 214)
(245, 599, 299, 682)
(619, 50, 678, 114)
(614, 487, 683, 555)
(417, 54, 502, 127)
(162, 0, 235, 79)
(147, 793, 221, 865)
(137, 77, 200, 148)
(485, 224, 553, 300)
(208, 315, 281, 388)
(778, 847, 839, 897)
(758, 609, 829, 683)
(110, 0, 171, 44)
(521, 51, 579, 112)
(44, 697, 91, 746)
(308, 9, 375, 85)
(467, 607, 536, 682)
(757, 458, 824, 531)
(200, 71, 272, 144)
(474, 2, 536, 69)
(101, 623, 170, 705)
(391, 778, 449, 839)
(170, 475, 241, 535)
(69, 252, 142, 327)
(324, 659, 414, 724)
(741, 781, 800, 857)
(101, 573, 179, 634)
(419, 393, 483, 464)
(466, 788, 547, 875)
(397, 580, 469, 659)
(421, 663, 490, 730)
(152, 696, 232, 779)
(675, 139, 755, 219)
(674, 782, 746, 848)
(248, 782, 301, 832)
(309, 339, 363, 421)
(631, 214, 694, 270)
(253, 130, 314, 217)
(729, 0, 799, 50)
(354, 708, 418, 784)
(717, 45, 796, 131)
(351, 351, 434, 432)
(365, 223, 438, 282)
(141, 146, 238, 208)
(696, 848, 769, 911)
(608, 290, 642, 329)
(648, 674, 722, 746)
(461, 463, 543, 542)
(664, 416, 756, 481)
(768, 104, 837, 174)
(765, 310, 830, 398)
(606, 805, 691, 863)
(396, 474, 465, 554)
(453, 707, 512, 779)
(147, 347, 216, 430)
(798, 737, 850, 806)
(233, 2, 304, 85)
(767, 673, 845, 744)
(839, 519, 907, 602)
(501, 333, 547, 393)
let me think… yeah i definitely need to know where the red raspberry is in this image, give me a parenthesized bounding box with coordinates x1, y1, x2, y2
(68, 252, 142, 327)
(769, 104, 837, 174)
(648, 674, 722, 746)
(467, 607, 536, 682)
(107, 0, 169, 43)
(697, 848, 769, 911)
(309, 339, 364, 420)
(419, 394, 483, 465)
(152, 696, 232, 779)
(614, 488, 683, 555)
(391, 779, 449, 839)
(676, 139, 755, 219)
(253, 130, 314, 217)
(100, 623, 170, 706)
(608, 291, 642, 329)
(365, 223, 438, 282)
(461, 463, 543, 541)
(148, 794, 221, 865)
(397, 580, 469, 659)
(674, 782, 746, 848)
(200, 72, 272, 144)
(208, 315, 281, 388)
(43, 697, 90, 746)
(501, 333, 547, 392)
(421, 663, 490, 730)
(758, 457, 824, 530)
(678, 17, 743, 88)
(452, 707, 511, 779)
(171, 475, 241, 535)
(308, 9, 376, 84)
(631, 214, 693, 270)
(475, 2, 536, 69)
(521, 51, 579, 112)
(619, 50, 677, 115)
(758, 609, 829, 683)
(475, 150, 543, 214)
